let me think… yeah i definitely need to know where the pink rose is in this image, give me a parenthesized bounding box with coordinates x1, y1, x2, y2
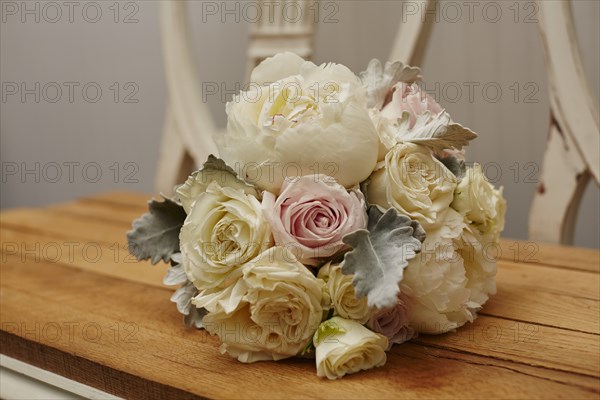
(381, 82, 443, 128)
(367, 287, 415, 350)
(262, 175, 367, 265)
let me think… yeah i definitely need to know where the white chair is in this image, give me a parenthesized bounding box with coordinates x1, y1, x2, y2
(245, 0, 317, 82)
(388, 0, 435, 67)
(529, 0, 599, 245)
(155, 0, 317, 193)
(389, 0, 599, 245)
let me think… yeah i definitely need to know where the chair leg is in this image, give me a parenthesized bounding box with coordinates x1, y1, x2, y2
(529, 123, 590, 245)
(154, 103, 196, 195)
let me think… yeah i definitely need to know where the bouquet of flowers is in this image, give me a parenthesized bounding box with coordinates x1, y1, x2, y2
(127, 52, 506, 379)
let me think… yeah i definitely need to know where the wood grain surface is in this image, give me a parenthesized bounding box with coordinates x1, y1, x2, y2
(1, 192, 599, 399)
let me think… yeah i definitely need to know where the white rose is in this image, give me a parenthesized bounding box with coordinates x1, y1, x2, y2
(194, 247, 327, 362)
(317, 263, 371, 324)
(176, 161, 258, 214)
(314, 317, 388, 380)
(367, 142, 457, 230)
(218, 52, 380, 194)
(402, 209, 497, 334)
(452, 163, 506, 240)
(180, 181, 272, 290)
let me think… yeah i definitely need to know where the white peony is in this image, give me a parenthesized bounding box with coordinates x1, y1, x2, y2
(452, 163, 506, 241)
(368, 108, 398, 162)
(367, 142, 457, 230)
(218, 52, 380, 194)
(402, 209, 497, 334)
(317, 262, 371, 324)
(179, 181, 272, 290)
(314, 317, 388, 380)
(194, 247, 327, 362)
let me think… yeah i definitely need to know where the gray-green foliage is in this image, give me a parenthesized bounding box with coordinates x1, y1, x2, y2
(341, 206, 426, 309)
(396, 111, 478, 151)
(126, 197, 186, 264)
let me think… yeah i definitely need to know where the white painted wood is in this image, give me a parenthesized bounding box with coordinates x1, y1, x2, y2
(529, 124, 590, 243)
(537, 1, 599, 181)
(389, 0, 435, 66)
(156, 1, 220, 193)
(154, 105, 195, 194)
(245, 0, 317, 80)
(529, 0, 600, 244)
(0, 355, 121, 400)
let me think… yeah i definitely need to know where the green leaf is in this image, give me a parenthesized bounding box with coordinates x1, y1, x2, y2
(176, 155, 259, 213)
(395, 111, 478, 151)
(127, 197, 186, 264)
(341, 206, 425, 309)
(313, 319, 347, 346)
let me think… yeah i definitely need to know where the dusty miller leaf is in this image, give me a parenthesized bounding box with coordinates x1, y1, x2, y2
(394, 111, 478, 151)
(170, 281, 206, 329)
(176, 155, 259, 213)
(163, 263, 188, 286)
(126, 197, 186, 264)
(437, 155, 466, 180)
(171, 281, 196, 314)
(184, 305, 207, 329)
(341, 206, 425, 309)
(359, 59, 421, 109)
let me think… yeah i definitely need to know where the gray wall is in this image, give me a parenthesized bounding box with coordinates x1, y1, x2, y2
(1, 0, 598, 248)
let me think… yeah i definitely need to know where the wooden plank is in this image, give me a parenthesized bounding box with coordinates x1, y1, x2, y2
(1, 208, 135, 248)
(495, 260, 599, 301)
(48, 201, 145, 227)
(415, 314, 599, 377)
(77, 191, 151, 209)
(0, 227, 168, 289)
(65, 191, 600, 273)
(2, 206, 599, 334)
(1, 255, 598, 399)
(483, 273, 600, 334)
(498, 238, 600, 273)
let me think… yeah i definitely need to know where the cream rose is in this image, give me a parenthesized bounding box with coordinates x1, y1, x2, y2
(176, 157, 259, 214)
(452, 163, 506, 240)
(314, 317, 388, 380)
(402, 209, 497, 334)
(262, 175, 367, 265)
(367, 142, 457, 230)
(180, 181, 272, 290)
(218, 52, 380, 194)
(194, 247, 327, 362)
(317, 262, 371, 324)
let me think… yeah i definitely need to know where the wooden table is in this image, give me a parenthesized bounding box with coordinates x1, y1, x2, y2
(1, 192, 599, 399)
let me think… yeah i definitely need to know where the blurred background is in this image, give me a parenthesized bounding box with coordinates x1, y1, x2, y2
(1, 0, 598, 248)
